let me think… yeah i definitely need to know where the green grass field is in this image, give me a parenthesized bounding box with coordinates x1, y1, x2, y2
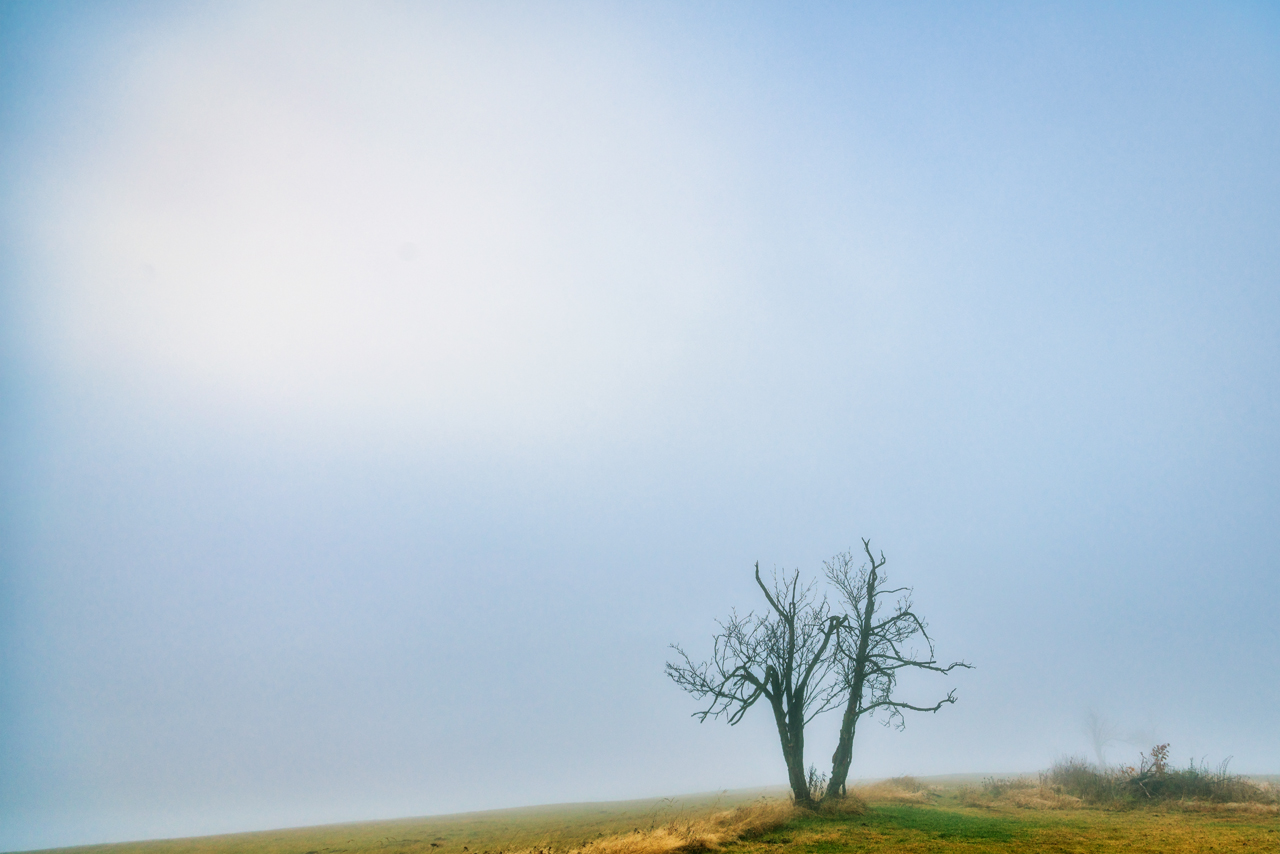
(28, 779, 1280, 854)
(742, 794, 1280, 853)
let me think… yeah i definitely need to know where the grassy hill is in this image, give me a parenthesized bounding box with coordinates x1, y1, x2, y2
(23, 776, 1280, 854)
(27, 788, 787, 854)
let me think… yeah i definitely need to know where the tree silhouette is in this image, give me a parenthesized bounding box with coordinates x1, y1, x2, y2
(666, 564, 843, 806)
(824, 540, 971, 798)
(669, 541, 970, 806)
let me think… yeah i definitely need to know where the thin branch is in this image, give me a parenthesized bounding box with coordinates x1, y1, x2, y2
(860, 689, 959, 716)
(754, 563, 786, 619)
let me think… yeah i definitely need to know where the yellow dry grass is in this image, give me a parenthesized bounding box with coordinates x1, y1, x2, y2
(1166, 799, 1280, 816)
(1000, 787, 1083, 810)
(553, 800, 801, 854)
(846, 776, 934, 805)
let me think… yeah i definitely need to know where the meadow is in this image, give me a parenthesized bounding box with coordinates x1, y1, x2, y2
(32, 775, 1280, 854)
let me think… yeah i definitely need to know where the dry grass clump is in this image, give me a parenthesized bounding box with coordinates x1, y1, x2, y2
(1003, 787, 1083, 810)
(551, 800, 800, 854)
(851, 777, 934, 803)
(704, 800, 802, 838)
(955, 776, 1082, 810)
(815, 794, 867, 817)
(1164, 799, 1280, 816)
(885, 775, 925, 792)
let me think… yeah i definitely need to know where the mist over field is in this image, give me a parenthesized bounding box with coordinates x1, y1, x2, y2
(2, 2, 1278, 851)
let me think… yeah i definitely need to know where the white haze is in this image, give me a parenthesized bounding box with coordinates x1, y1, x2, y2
(2, 2, 1278, 850)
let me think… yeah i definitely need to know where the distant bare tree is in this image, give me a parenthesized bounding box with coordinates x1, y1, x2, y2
(1086, 710, 1121, 768)
(823, 540, 971, 799)
(666, 564, 843, 807)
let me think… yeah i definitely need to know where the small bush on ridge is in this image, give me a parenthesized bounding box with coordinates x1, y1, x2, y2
(1043, 748, 1276, 807)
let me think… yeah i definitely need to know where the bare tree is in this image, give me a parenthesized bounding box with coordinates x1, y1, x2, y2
(666, 563, 843, 806)
(823, 540, 971, 799)
(1085, 710, 1121, 769)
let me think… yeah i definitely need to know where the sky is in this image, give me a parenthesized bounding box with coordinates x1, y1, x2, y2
(2, 1, 1278, 849)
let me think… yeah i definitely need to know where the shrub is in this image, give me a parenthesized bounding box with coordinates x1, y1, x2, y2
(806, 765, 829, 804)
(1042, 750, 1277, 806)
(1041, 758, 1129, 805)
(1138, 756, 1273, 803)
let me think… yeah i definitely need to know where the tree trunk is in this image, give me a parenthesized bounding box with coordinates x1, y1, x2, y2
(826, 697, 861, 798)
(826, 564, 878, 799)
(770, 692, 813, 806)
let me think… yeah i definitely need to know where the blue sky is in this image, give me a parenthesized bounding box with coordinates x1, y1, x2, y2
(3, 2, 1279, 850)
